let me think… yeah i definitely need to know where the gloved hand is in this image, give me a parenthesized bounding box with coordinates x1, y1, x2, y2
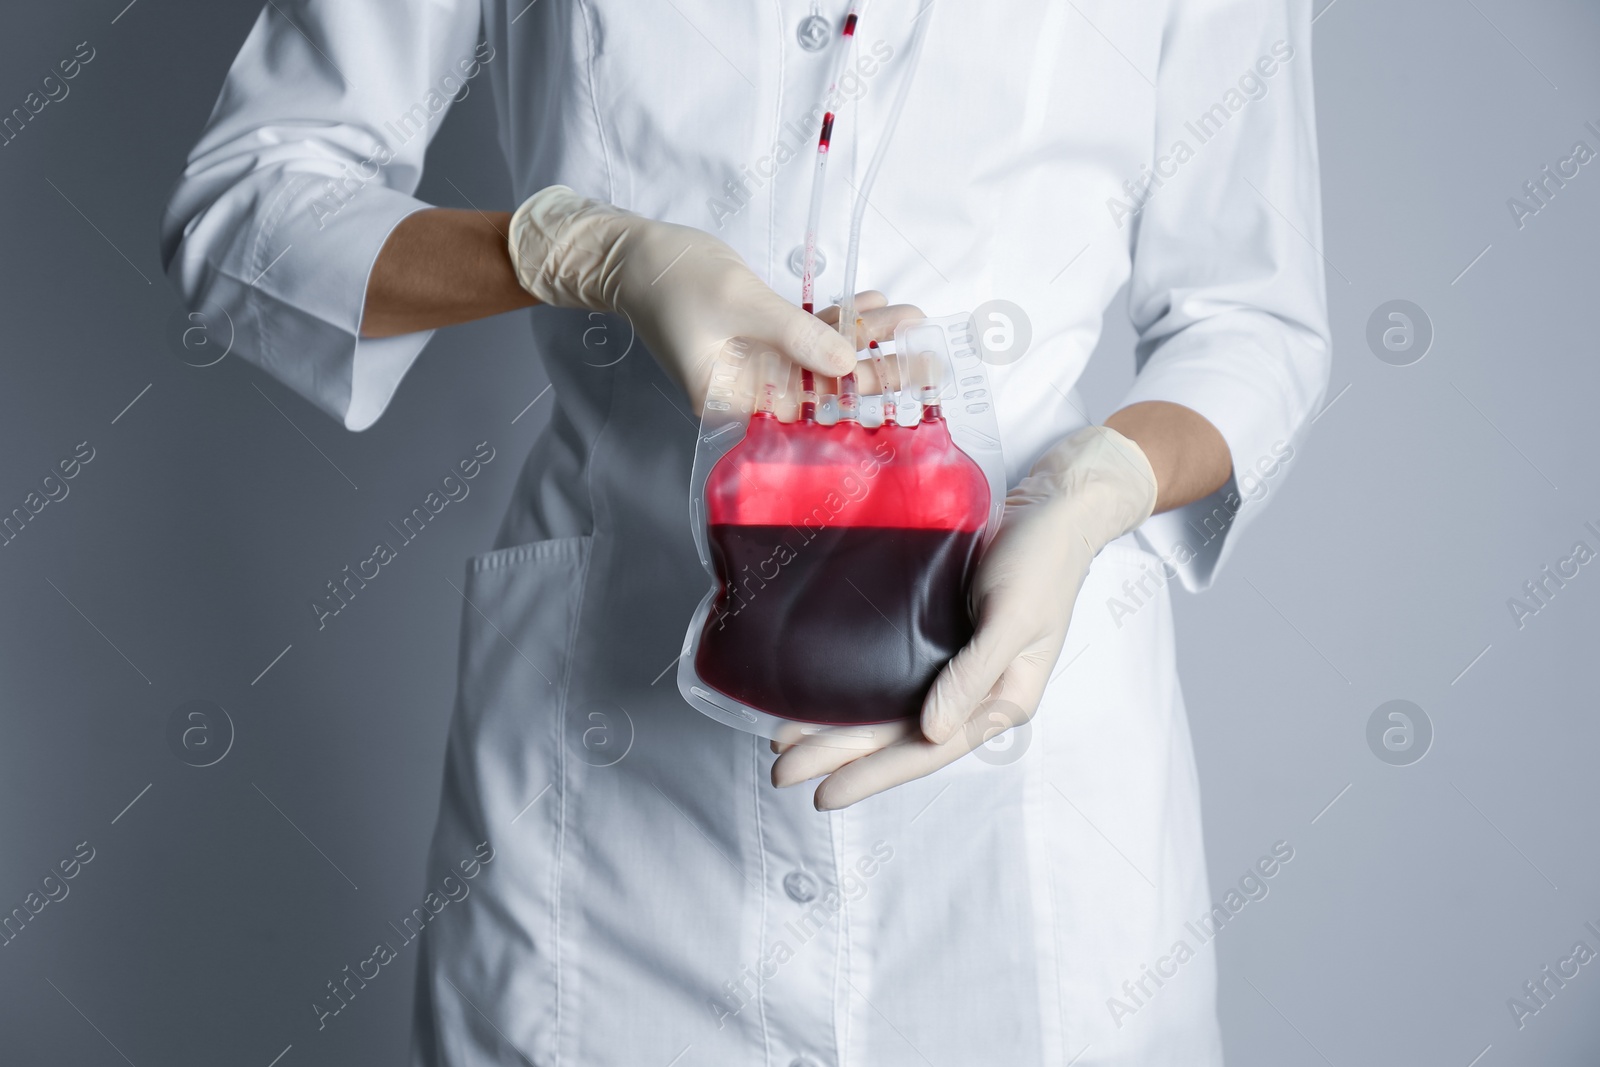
(509, 185, 864, 409)
(771, 424, 1159, 809)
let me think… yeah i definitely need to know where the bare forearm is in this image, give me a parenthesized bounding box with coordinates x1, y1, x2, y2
(1103, 400, 1231, 515)
(361, 208, 537, 339)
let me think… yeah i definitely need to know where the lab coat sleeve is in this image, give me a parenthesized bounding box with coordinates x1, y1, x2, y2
(160, 1, 486, 431)
(1117, 0, 1331, 590)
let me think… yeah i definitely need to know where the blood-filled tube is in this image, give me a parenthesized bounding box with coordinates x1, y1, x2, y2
(799, 4, 861, 315)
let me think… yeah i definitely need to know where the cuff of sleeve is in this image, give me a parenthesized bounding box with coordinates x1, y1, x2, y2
(251, 180, 435, 431)
(1115, 316, 1325, 591)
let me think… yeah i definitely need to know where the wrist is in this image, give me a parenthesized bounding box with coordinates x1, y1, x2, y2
(1102, 401, 1230, 514)
(507, 185, 632, 312)
(1025, 426, 1158, 549)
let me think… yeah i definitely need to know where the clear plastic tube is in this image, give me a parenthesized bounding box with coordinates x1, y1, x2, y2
(836, 0, 935, 342)
(867, 338, 896, 423)
(799, 4, 862, 314)
(838, 371, 860, 422)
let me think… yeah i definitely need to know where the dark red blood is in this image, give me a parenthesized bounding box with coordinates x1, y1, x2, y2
(695, 525, 980, 723)
(695, 413, 991, 724)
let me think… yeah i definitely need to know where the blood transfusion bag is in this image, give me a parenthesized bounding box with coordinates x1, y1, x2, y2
(679, 317, 1006, 750)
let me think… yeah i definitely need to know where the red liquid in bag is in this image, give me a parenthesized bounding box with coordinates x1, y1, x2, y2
(694, 411, 990, 725)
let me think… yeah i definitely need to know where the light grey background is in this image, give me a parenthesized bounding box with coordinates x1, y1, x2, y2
(2, 1, 1597, 1065)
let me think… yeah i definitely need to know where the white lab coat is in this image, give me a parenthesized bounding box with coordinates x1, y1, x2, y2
(164, 1, 1329, 1063)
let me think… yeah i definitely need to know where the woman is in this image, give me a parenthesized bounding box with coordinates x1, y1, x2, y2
(163, 1, 1329, 1062)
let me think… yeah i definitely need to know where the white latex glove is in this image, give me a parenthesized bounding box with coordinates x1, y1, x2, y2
(509, 186, 860, 409)
(771, 425, 1159, 810)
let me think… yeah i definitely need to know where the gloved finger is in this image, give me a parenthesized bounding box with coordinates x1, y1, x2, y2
(777, 736, 906, 791)
(814, 290, 889, 325)
(817, 295, 925, 351)
(814, 684, 1038, 811)
(772, 743, 866, 787)
(735, 287, 857, 377)
(856, 302, 925, 351)
(811, 726, 979, 811)
(919, 623, 1019, 745)
(770, 720, 919, 785)
(950, 655, 1050, 758)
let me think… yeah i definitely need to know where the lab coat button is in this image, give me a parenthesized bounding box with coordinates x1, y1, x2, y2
(783, 870, 819, 903)
(787, 245, 826, 278)
(797, 15, 831, 51)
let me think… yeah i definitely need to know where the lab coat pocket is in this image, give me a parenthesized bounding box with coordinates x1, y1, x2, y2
(454, 535, 593, 745)
(413, 535, 593, 1067)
